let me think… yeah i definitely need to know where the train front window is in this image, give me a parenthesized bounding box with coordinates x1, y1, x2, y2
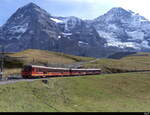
(23, 66, 32, 72)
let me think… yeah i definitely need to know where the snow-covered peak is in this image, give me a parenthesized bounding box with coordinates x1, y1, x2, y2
(107, 7, 129, 15)
(95, 7, 149, 24)
(20, 2, 42, 11)
(94, 7, 132, 25)
(12, 2, 51, 20)
(92, 7, 150, 51)
(23, 2, 38, 7)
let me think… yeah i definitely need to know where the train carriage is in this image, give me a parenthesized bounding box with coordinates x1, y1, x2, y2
(21, 65, 101, 79)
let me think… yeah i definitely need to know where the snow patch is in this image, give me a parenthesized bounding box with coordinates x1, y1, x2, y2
(10, 26, 27, 33)
(108, 24, 118, 30)
(9, 23, 28, 34)
(58, 35, 61, 39)
(98, 31, 119, 43)
(8, 23, 28, 40)
(61, 32, 72, 37)
(78, 41, 88, 45)
(106, 42, 141, 49)
(98, 31, 144, 49)
(105, 40, 150, 50)
(127, 31, 144, 41)
(50, 18, 64, 23)
(141, 41, 150, 49)
(60, 17, 82, 31)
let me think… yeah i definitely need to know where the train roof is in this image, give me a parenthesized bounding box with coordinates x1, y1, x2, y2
(30, 65, 69, 70)
(71, 68, 101, 71)
(25, 65, 101, 71)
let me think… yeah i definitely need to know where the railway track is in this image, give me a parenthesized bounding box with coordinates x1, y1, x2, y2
(0, 79, 34, 85)
(0, 59, 100, 85)
(0, 58, 150, 85)
(0, 70, 150, 85)
(0, 75, 86, 85)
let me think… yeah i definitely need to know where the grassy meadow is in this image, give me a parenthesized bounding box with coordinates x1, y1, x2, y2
(83, 52, 150, 73)
(0, 51, 150, 112)
(0, 72, 150, 112)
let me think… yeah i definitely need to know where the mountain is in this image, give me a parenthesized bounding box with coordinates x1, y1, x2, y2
(53, 16, 106, 57)
(2, 3, 59, 51)
(0, 3, 106, 58)
(91, 7, 150, 51)
(0, 3, 150, 58)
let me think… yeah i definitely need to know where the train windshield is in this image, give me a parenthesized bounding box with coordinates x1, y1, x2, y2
(23, 66, 32, 72)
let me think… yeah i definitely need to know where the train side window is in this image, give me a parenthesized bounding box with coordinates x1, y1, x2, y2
(48, 69, 51, 72)
(32, 68, 36, 72)
(36, 68, 39, 72)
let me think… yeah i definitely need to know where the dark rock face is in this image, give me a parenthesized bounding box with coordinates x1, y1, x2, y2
(55, 16, 106, 57)
(2, 3, 60, 52)
(0, 3, 150, 58)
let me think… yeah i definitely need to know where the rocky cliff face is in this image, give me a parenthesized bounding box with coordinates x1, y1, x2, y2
(0, 3, 150, 58)
(53, 16, 106, 57)
(2, 3, 60, 52)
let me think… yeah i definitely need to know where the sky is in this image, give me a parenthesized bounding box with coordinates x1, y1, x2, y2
(0, 0, 150, 25)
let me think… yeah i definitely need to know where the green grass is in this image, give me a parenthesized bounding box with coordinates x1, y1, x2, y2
(8, 49, 94, 66)
(83, 52, 150, 73)
(0, 72, 150, 112)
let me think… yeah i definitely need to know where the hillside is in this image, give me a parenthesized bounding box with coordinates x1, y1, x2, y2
(0, 72, 150, 112)
(107, 52, 137, 59)
(8, 49, 94, 66)
(3, 49, 94, 77)
(83, 52, 150, 73)
(3, 51, 150, 77)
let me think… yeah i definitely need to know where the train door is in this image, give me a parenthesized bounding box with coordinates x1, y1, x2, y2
(43, 68, 48, 77)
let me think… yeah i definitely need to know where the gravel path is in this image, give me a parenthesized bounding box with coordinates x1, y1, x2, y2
(0, 76, 68, 85)
(0, 79, 35, 85)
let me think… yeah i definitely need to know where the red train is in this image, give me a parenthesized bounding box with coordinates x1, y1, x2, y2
(21, 65, 101, 78)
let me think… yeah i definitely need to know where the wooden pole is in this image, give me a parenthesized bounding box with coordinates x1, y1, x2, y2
(0, 45, 4, 80)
